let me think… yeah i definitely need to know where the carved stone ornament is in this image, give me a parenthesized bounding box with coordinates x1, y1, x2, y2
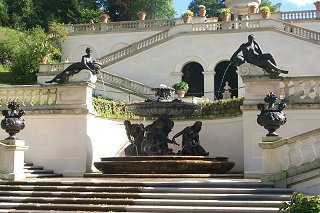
(1, 100, 25, 139)
(257, 92, 287, 137)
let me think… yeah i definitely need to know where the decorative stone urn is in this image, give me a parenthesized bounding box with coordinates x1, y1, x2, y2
(257, 92, 286, 136)
(1, 100, 25, 139)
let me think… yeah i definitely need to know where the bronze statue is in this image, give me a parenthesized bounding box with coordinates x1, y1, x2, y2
(230, 34, 288, 76)
(124, 120, 145, 156)
(172, 121, 209, 156)
(45, 47, 101, 84)
(142, 117, 179, 155)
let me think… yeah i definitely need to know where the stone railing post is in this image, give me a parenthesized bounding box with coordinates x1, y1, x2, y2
(258, 137, 287, 186)
(0, 139, 29, 180)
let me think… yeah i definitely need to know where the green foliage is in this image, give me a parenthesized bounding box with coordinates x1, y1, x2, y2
(195, 97, 244, 119)
(280, 192, 320, 213)
(172, 81, 189, 92)
(220, 7, 231, 15)
(93, 97, 137, 119)
(260, 0, 281, 12)
(188, 0, 225, 17)
(0, 25, 65, 84)
(182, 10, 194, 17)
(93, 96, 244, 120)
(260, 6, 270, 13)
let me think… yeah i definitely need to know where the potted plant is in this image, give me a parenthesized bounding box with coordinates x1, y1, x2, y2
(248, 3, 258, 14)
(182, 10, 194, 23)
(137, 11, 146, 21)
(172, 81, 189, 98)
(314, 1, 320, 11)
(198, 5, 206, 17)
(260, 6, 270, 19)
(100, 13, 110, 23)
(220, 8, 231, 21)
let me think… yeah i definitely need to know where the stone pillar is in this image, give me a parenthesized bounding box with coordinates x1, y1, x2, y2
(240, 66, 282, 178)
(203, 71, 215, 100)
(0, 139, 29, 180)
(258, 136, 287, 186)
(56, 82, 96, 115)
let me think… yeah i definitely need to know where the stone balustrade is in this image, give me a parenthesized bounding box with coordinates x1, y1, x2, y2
(98, 29, 170, 67)
(280, 10, 317, 20)
(67, 17, 208, 34)
(281, 76, 320, 104)
(99, 71, 154, 97)
(259, 128, 320, 184)
(0, 83, 94, 114)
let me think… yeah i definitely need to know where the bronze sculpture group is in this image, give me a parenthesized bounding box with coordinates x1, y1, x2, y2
(124, 119, 209, 156)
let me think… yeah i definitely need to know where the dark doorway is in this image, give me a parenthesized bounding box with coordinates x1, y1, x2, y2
(182, 62, 204, 97)
(214, 61, 238, 99)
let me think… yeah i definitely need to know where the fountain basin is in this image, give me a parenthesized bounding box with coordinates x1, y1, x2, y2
(126, 101, 200, 118)
(94, 156, 235, 174)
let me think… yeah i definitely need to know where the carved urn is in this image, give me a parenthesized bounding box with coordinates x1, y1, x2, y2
(257, 92, 286, 136)
(1, 100, 25, 139)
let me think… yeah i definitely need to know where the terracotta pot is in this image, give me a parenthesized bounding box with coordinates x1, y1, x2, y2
(199, 9, 206, 17)
(261, 11, 270, 19)
(138, 12, 146, 21)
(314, 1, 320, 11)
(249, 6, 257, 14)
(177, 90, 186, 98)
(220, 14, 230, 21)
(182, 16, 192, 23)
(100, 13, 109, 23)
(40, 55, 47, 64)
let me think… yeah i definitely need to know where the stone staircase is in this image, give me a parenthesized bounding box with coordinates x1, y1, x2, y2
(0, 178, 292, 212)
(24, 162, 63, 178)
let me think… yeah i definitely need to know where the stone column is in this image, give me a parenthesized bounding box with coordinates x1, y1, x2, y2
(0, 139, 29, 180)
(170, 72, 183, 84)
(203, 71, 215, 100)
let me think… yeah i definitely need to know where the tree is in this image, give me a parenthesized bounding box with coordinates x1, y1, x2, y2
(259, 0, 281, 12)
(106, 0, 176, 21)
(188, 0, 225, 17)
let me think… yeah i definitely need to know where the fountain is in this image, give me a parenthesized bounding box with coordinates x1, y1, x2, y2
(94, 85, 235, 175)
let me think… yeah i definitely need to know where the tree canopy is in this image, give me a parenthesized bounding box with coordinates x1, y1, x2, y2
(259, 0, 281, 12)
(188, 0, 225, 17)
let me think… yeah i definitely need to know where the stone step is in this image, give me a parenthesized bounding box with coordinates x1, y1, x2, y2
(0, 180, 275, 188)
(24, 169, 54, 174)
(0, 202, 282, 212)
(0, 190, 291, 200)
(0, 196, 285, 207)
(23, 162, 63, 178)
(0, 185, 292, 194)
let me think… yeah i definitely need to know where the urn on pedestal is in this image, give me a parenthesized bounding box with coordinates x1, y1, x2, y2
(257, 92, 286, 137)
(1, 100, 25, 139)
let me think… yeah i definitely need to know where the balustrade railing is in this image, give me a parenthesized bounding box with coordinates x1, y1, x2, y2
(281, 76, 320, 103)
(283, 22, 320, 42)
(281, 10, 317, 20)
(99, 71, 154, 97)
(98, 29, 170, 67)
(192, 20, 260, 31)
(70, 18, 176, 34)
(0, 86, 58, 107)
(0, 83, 93, 113)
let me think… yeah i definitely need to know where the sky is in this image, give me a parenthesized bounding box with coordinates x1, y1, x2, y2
(172, 0, 316, 17)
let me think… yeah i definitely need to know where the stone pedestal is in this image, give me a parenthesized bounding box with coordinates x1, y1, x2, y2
(0, 139, 29, 180)
(69, 69, 97, 84)
(239, 64, 282, 106)
(259, 136, 287, 186)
